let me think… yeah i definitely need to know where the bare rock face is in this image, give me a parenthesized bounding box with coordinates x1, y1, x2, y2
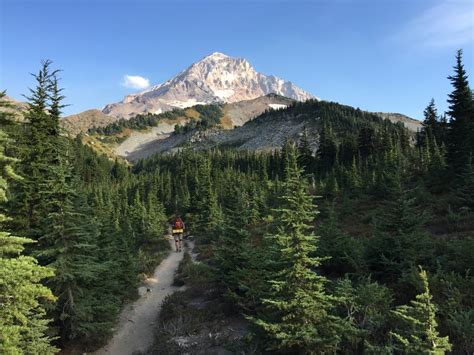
(222, 93, 295, 128)
(102, 52, 314, 119)
(373, 112, 422, 132)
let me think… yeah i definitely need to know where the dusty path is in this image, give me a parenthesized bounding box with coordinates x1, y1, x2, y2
(92, 239, 187, 355)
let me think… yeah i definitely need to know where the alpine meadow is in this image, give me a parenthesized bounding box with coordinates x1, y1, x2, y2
(1, 1, 473, 354)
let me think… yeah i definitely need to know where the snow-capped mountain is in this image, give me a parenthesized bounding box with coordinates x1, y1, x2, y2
(102, 52, 314, 118)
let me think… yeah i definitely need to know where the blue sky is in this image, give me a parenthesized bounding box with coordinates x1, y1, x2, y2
(1, 0, 473, 119)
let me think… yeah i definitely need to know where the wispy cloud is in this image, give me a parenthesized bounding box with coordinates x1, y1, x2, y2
(394, 0, 473, 48)
(121, 75, 150, 90)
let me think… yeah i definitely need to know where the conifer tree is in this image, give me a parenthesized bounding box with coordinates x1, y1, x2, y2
(390, 268, 451, 354)
(15, 63, 121, 344)
(438, 114, 449, 145)
(16, 60, 57, 236)
(213, 184, 252, 302)
(424, 138, 448, 192)
(421, 99, 441, 146)
(334, 277, 393, 353)
(358, 126, 376, 160)
(97, 193, 137, 298)
(144, 188, 167, 242)
(339, 135, 358, 166)
(447, 49, 474, 170)
(420, 134, 432, 175)
(317, 122, 338, 174)
(47, 74, 65, 136)
(347, 157, 362, 193)
(297, 127, 315, 175)
(251, 145, 345, 353)
(194, 157, 222, 237)
(36, 133, 116, 343)
(318, 207, 364, 276)
(128, 190, 147, 245)
(48, 189, 115, 343)
(325, 171, 340, 197)
(457, 156, 474, 209)
(0, 91, 58, 354)
(280, 139, 294, 179)
(366, 182, 433, 286)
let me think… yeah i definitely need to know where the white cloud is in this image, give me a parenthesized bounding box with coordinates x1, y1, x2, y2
(121, 75, 150, 89)
(394, 0, 473, 48)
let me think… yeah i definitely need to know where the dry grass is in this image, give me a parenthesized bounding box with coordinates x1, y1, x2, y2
(185, 108, 200, 120)
(220, 114, 234, 129)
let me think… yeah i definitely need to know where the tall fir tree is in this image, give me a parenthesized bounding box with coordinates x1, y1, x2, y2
(251, 144, 346, 353)
(16, 60, 58, 237)
(457, 155, 474, 209)
(366, 176, 434, 293)
(14, 62, 122, 345)
(390, 268, 451, 354)
(420, 99, 441, 146)
(297, 127, 315, 175)
(213, 183, 252, 304)
(317, 122, 338, 175)
(193, 157, 222, 238)
(447, 49, 474, 170)
(0, 91, 58, 354)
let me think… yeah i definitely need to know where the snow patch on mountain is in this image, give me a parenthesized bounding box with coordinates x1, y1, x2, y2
(214, 89, 235, 99)
(268, 104, 288, 110)
(168, 100, 208, 109)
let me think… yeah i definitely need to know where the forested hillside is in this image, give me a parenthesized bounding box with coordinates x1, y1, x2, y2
(81, 93, 419, 162)
(1, 49, 473, 354)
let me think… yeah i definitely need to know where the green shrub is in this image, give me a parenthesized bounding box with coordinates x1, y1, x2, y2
(174, 252, 214, 290)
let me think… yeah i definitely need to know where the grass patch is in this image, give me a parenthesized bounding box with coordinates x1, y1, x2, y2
(137, 239, 170, 276)
(173, 251, 213, 290)
(150, 288, 252, 354)
(147, 244, 256, 354)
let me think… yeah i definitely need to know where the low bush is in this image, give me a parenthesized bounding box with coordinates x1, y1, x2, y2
(173, 252, 214, 290)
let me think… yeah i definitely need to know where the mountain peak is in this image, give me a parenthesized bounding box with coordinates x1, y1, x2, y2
(202, 52, 230, 61)
(103, 54, 314, 118)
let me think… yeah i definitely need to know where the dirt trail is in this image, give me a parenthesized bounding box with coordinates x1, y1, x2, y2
(92, 239, 187, 355)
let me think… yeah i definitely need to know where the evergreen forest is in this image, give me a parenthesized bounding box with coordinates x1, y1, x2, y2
(1, 50, 473, 354)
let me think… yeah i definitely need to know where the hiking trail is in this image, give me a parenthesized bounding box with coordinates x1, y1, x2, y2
(92, 238, 192, 355)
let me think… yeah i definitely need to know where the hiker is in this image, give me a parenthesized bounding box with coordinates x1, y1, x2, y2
(172, 216, 185, 252)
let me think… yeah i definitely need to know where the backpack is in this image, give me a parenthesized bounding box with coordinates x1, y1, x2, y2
(174, 219, 183, 229)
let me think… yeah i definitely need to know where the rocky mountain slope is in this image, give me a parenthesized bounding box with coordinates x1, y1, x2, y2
(220, 93, 294, 128)
(102, 52, 313, 119)
(61, 109, 116, 135)
(116, 99, 422, 161)
(374, 112, 421, 132)
(109, 94, 295, 158)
